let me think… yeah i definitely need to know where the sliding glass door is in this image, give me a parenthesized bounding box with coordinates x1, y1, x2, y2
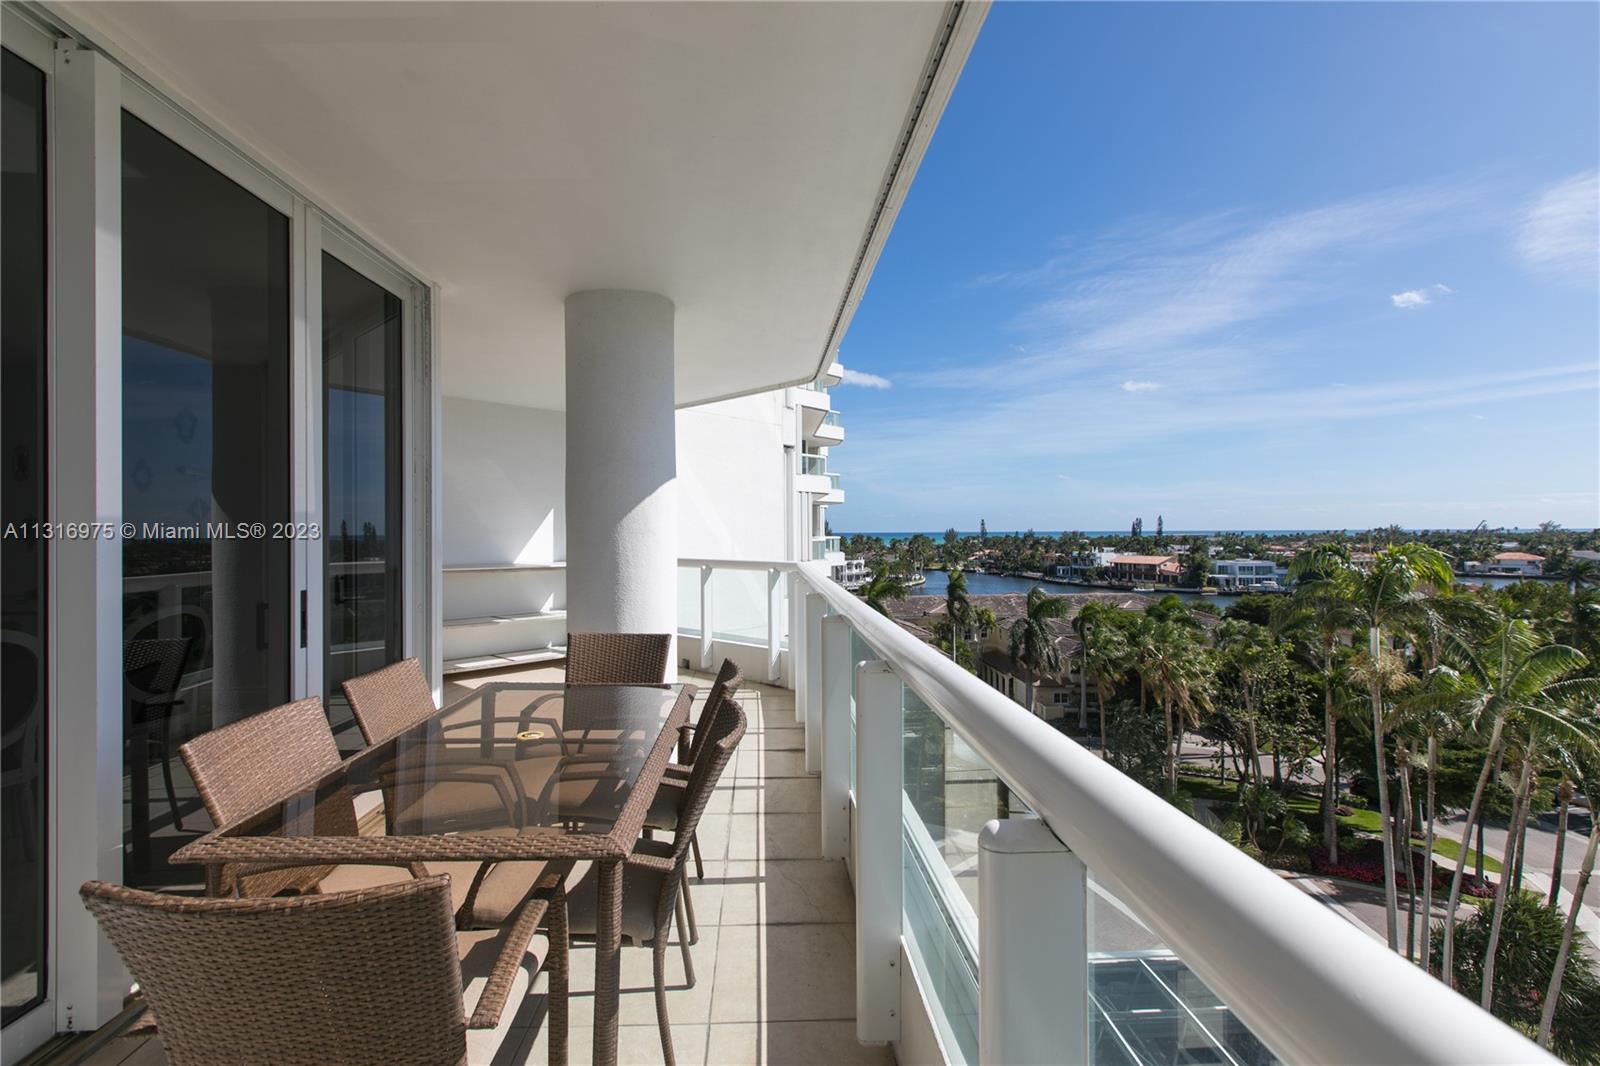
(2, 43, 49, 1027)
(321, 251, 404, 745)
(120, 111, 292, 888)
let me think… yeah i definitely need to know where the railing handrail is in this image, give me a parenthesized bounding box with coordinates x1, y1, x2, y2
(784, 560, 1553, 1066)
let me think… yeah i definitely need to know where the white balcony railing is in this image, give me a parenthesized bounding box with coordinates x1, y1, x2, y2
(678, 558, 1555, 1066)
(799, 452, 829, 477)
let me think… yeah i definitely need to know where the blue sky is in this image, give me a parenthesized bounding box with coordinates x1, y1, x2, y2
(830, 2, 1599, 533)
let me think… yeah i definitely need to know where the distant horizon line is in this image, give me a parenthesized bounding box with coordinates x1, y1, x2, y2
(834, 526, 1594, 538)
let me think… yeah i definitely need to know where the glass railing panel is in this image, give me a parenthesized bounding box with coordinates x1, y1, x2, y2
(709, 568, 767, 644)
(1087, 872, 1282, 1066)
(902, 684, 993, 1066)
(676, 565, 701, 637)
(799, 454, 828, 476)
(848, 628, 871, 793)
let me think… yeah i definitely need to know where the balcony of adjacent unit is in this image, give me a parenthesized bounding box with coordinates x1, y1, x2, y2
(796, 451, 836, 496)
(802, 406, 845, 448)
(810, 535, 843, 562)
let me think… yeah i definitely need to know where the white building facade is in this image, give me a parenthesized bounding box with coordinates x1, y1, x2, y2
(1210, 558, 1286, 591)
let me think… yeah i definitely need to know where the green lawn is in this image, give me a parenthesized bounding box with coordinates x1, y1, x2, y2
(1178, 774, 1502, 872)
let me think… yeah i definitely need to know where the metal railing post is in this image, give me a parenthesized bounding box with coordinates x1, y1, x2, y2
(979, 815, 1089, 1066)
(698, 565, 714, 671)
(855, 660, 902, 1044)
(803, 591, 825, 766)
(820, 614, 854, 860)
(766, 567, 782, 683)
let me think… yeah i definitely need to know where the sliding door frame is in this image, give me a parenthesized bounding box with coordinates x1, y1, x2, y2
(307, 223, 428, 713)
(1, 11, 58, 1060)
(7, 8, 438, 1054)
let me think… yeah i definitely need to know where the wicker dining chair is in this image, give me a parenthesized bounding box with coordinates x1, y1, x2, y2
(342, 657, 558, 928)
(124, 636, 194, 830)
(564, 632, 672, 686)
(565, 692, 747, 1066)
(342, 656, 440, 746)
(643, 659, 743, 944)
(81, 873, 569, 1066)
(177, 697, 354, 898)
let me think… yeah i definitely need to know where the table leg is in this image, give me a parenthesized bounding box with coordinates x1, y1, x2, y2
(593, 858, 623, 1066)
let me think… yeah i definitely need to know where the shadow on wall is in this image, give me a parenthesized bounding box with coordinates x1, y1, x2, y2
(442, 396, 565, 565)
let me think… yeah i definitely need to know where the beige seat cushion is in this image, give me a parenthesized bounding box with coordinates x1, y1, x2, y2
(459, 927, 552, 1061)
(317, 861, 483, 917)
(564, 841, 674, 945)
(642, 777, 687, 832)
(463, 860, 580, 929)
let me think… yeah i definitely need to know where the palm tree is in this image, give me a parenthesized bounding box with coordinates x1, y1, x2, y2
(1297, 542, 1452, 952)
(1083, 617, 1132, 756)
(1007, 587, 1068, 716)
(1478, 696, 1597, 1012)
(944, 568, 972, 663)
(1215, 619, 1274, 790)
(1074, 601, 1133, 747)
(858, 566, 908, 617)
(1424, 612, 1596, 984)
(1283, 554, 1360, 861)
(1394, 664, 1472, 971)
(1540, 769, 1600, 1047)
(1138, 620, 1212, 793)
(1072, 600, 1121, 732)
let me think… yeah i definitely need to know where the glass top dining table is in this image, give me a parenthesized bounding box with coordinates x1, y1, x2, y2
(172, 680, 695, 1066)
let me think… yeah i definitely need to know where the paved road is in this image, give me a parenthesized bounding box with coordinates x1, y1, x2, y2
(1436, 807, 1598, 911)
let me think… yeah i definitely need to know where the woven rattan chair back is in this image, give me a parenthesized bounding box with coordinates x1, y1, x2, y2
(124, 637, 193, 705)
(342, 657, 436, 745)
(672, 695, 746, 864)
(81, 876, 468, 1066)
(179, 697, 341, 828)
(684, 659, 743, 767)
(565, 632, 672, 686)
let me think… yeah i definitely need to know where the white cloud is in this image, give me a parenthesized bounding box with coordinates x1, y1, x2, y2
(1391, 282, 1453, 309)
(838, 368, 891, 389)
(1518, 171, 1599, 278)
(1121, 380, 1161, 392)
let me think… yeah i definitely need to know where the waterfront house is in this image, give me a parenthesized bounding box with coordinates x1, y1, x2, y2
(1210, 558, 1288, 591)
(1106, 554, 1181, 586)
(1490, 550, 1546, 576)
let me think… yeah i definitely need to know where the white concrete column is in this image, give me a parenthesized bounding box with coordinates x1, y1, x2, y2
(564, 291, 677, 659)
(979, 814, 1090, 1066)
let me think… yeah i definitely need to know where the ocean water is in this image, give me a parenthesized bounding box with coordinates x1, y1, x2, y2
(838, 528, 1573, 543)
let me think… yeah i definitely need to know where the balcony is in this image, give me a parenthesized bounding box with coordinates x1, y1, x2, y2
(802, 408, 845, 447)
(78, 560, 1555, 1066)
(669, 559, 1553, 1066)
(796, 453, 835, 496)
(811, 537, 842, 561)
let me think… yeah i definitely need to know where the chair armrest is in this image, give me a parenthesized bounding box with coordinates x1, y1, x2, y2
(466, 868, 570, 1029)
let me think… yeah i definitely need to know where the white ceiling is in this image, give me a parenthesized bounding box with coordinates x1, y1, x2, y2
(68, 1, 965, 409)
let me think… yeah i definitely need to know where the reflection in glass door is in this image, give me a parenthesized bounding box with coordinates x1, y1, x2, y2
(2, 45, 49, 1026)
(120, 112, 291, 888)
(322, 254, 403, 746)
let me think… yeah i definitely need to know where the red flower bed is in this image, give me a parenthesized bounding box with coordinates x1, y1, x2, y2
(1310, 840, 1494, 897)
